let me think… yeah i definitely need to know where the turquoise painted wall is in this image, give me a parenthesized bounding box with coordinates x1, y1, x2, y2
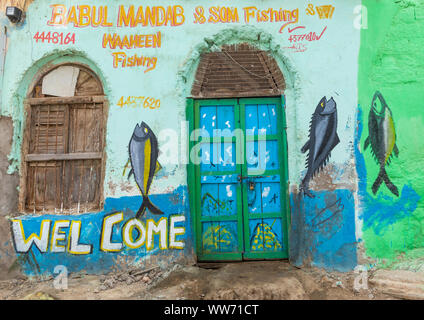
(0, 0, 363, 275)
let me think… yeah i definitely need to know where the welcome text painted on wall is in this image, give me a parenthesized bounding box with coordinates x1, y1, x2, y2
(11, 213, 186, 254)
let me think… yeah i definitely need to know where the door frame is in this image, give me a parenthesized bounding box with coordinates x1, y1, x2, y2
(186, 96, 290, 261)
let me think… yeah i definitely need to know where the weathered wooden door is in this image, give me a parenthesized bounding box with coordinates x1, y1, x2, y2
(189, 97, 289, 261)
(21, 65, 106, 214)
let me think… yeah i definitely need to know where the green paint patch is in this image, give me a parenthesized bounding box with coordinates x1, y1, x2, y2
(363, 218, 419, 261)
(359, 0, 424, 262)
(384, 248, 424, 272)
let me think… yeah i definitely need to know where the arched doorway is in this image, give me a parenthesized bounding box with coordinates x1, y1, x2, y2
(187, 43, 289, 261)
(19, 63, 107, 214)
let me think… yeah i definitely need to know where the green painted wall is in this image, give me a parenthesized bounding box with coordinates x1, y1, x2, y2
(358, 0, 424, 266)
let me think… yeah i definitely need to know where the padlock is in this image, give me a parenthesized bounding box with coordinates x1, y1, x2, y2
(249, 181, 255, 191)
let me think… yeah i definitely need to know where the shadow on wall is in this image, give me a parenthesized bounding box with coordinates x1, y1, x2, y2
(289, 189, 357, 272)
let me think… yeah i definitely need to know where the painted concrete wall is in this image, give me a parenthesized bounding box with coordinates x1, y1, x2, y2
(0, 0, 363, 276)
(357, 0, 424, 270)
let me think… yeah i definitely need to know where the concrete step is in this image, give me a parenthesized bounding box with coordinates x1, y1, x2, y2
(370, 270, 424, 300)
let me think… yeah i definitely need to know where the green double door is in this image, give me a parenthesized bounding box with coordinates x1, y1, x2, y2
(188, 97, 289, 261)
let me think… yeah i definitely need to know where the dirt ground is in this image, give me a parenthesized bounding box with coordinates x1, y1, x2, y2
(0, 261, 398, 300)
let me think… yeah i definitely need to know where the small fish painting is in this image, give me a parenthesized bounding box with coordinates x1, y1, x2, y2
(364, 91, 399, 197)
(127, 122, 163, 218)
(300, 97, 340, 198)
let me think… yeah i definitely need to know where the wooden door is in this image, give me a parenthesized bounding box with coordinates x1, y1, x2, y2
(240, 97, 289, 260)
(193, 99, 244, 261)
(20, 65, 106, 214)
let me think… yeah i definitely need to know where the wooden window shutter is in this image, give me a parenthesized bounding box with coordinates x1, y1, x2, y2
(20, 65, 107, 214)
(191, 43, 286, 98)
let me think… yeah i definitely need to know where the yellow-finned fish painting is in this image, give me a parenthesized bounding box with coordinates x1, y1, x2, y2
(126, 122, 163, 218)
(364, 91, 399, 196)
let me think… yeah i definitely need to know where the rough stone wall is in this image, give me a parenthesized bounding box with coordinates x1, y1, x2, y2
(0, 116, 19, 280)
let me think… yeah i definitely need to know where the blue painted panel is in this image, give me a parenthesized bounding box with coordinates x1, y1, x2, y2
(247, 182, 281, 214)
(200, 105, 235, 138)
(249, 218, 283, 252)
(261, 183, 281, 213)
(245, 104, 258, 135)
(200, 142, 236, 172)
(202, 221, 238, 253)
(247, 183, 262, 214)
(289, 189, 357, 272)
(246, 140, 262, 169)
(264, 140, 279, 170)
(200, 142, 215, 172)
(201, 184, 219, 217)
(221, 142, 236, 171)
(246, 140, 279, 172)
(245, 104, 277, 136)
(201, 174, 238, 184)
(200, 105, 216, 138)
(198, 104, 239, 256)
(258, 104, 277, 135)
(244, 102, 284, 255)
(218, 183, 237, 216)
(217, 106, 235, 136)
(201, 183, 237, 217)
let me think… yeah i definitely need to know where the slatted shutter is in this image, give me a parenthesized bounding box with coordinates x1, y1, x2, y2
(20, 65, 107, 214)
(191, 43, 286, 99)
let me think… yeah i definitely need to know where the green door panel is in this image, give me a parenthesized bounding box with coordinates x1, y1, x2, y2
(189, 97, 288, 261)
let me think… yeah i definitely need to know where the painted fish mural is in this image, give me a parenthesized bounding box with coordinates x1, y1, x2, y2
(127, 122, 163, 218)
(364, 91, 399, 197)
(300, 97, 340, 198)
